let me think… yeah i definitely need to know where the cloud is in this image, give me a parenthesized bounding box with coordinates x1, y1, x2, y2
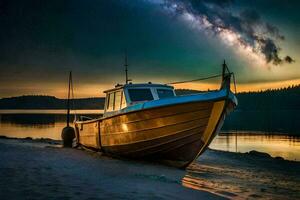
(149, 0, 294, 66)
(258, 38, 282, 65)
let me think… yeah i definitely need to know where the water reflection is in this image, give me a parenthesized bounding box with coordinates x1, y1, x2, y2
(210, 133, 300, 161)
(0, 111, 100, 140)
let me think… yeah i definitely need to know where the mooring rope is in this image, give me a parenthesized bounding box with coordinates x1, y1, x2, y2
(166, 72, 238, 94)
(166, 74, 222, 85)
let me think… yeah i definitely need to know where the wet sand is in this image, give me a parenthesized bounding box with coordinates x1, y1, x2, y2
(0, 138, 299, 200)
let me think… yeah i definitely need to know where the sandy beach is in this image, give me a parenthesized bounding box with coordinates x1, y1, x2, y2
(0, 137, 299, 200)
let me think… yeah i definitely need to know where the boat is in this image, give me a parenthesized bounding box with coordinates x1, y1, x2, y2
(74, 61, 237, 168)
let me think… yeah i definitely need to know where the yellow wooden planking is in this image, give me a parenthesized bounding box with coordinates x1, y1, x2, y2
(76, 101, 220, 150)
(102, 101, 213, 126)
(201, 100, 225, 143)
(77, 122, 99, 149)
(101, 109, 211, 135)
(101, 118, 208, 146)
(101, 102, 214, 146)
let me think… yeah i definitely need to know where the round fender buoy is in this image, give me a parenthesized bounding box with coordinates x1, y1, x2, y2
(61, 126, 75, 147)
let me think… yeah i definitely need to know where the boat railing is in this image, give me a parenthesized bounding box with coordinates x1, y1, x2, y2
(79, 115, 93, 121)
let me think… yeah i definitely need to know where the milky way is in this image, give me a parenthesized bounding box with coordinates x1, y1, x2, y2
(147, 0, 294, 67)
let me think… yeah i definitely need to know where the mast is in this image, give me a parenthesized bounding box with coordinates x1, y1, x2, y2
(125, 51, 129, 84)
(221, 60, 231, 91)
(66, 71, 72, 127)
(61, 70, 75, 148)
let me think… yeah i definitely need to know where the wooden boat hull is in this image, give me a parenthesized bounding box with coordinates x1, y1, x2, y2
(75, 97, 234, 168)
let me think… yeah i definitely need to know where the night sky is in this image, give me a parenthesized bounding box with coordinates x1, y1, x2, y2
(0, 0, 299, 97)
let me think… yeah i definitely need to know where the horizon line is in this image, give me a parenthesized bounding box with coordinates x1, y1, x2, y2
(1, 83, 299, 99)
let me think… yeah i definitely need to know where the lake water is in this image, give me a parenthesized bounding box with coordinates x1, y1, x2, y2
(0, 110, 299, 161)
(210, 132, 300, 161)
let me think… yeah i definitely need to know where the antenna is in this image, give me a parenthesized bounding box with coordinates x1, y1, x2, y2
(124, 50, 132, 84)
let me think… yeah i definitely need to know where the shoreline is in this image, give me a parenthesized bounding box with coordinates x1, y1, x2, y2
(0, 137, 299, 199)
(1, 135, 299, 163)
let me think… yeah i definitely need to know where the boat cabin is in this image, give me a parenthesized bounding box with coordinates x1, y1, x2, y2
(103, 83, 175, 115)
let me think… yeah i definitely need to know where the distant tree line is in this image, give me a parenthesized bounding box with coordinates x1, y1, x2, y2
(0, 95, 105, 109)
(0, 85, 299, 110)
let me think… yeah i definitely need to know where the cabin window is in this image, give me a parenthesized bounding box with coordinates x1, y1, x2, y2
(128, 89, 154, 102)
(114, 91, 122, 110)
(107, 92, 115, 111)
(106, 94, 110, 110)
(157, 89, 175, 99)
